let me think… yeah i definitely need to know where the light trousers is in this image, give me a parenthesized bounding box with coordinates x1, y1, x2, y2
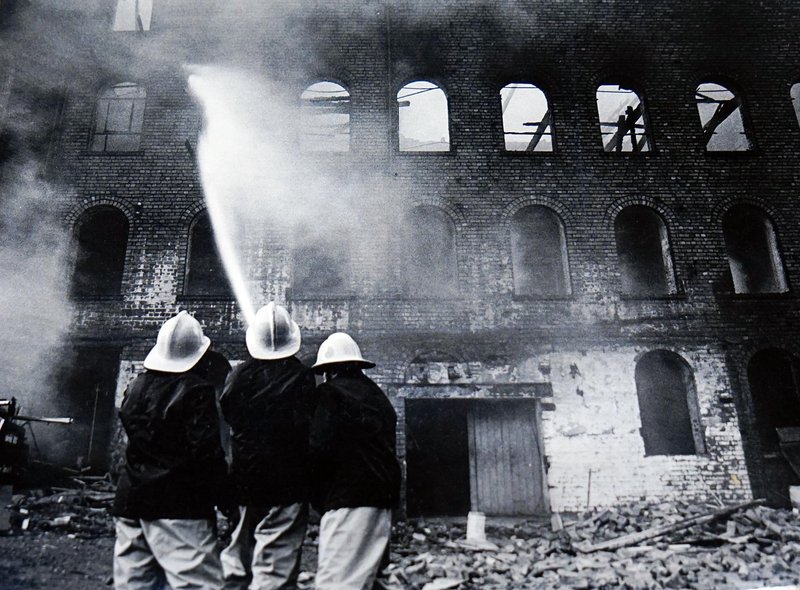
(221, 503, 308, 590)
(315, 507, 391, 590)
(114, 517, 224, 590)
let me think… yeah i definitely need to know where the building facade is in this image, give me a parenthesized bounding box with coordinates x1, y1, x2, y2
(2, 0, 800, 513)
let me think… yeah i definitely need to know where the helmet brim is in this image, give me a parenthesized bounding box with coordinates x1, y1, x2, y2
(312, 357, 376, 373)
(143, 336, 211, 373)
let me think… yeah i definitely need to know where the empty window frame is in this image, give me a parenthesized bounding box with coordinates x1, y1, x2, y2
(397, 81, 450, 152)
(300, 81, 350, 152)
(405, 205, 458, 296)
(695, 82, 753, 151)
(91, 82, 146, 152)
(722, 205, 788, 294)
(291, 227, 349, 297)
(510, 206, 570, 297)
(70, 206, 129, 298)
(596, 84, 652, 152)
(500, 83, 554, 152)
(791, 83, 800, 128)
(635, 350, 705, 456)
(184, 211, 233, 298)
(614, 206, 676, 297)
(112, 0, 153, 31)
(748, 349, 800, 454)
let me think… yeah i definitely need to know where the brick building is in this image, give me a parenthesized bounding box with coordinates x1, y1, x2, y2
(2, 0, 800, 514)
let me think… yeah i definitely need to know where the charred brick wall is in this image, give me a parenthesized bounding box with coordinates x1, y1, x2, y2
(16, 0, 800, 509)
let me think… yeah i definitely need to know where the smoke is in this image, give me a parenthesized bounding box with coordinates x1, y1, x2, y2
(0, 162, 72, 417)
(188, 64, 409, 321)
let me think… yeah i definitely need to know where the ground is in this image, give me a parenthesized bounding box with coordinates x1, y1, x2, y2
(1, 482, 800, 589)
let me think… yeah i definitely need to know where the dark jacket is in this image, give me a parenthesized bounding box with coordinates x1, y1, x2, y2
(309, 369, 401, 514)
(219, 356, 317, 506)
(113, 370, 227, 520)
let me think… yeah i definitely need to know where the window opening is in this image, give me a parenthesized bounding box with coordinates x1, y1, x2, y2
(112, 0, 152, 31)
(405, 205, 457, 296)
(397, 81, 450, 152)
(300, 81, 350, 152)
(614, 206, 676, 297)
(184, 211, 233, 298)
(510, 206, 570, 297)
(290, 226, 349, 297)
(596, 84, 651, 152)
(722, 204, 788, 294)
(70, 206, 129, 298)
(91, 82, 146, 152)
(500, 83, 553, 152)
(695, 82, 753, 151)
(635, 350, 705, 456)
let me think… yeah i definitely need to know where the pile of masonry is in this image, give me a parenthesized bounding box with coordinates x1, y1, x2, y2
(5, 476, 114, 538)
(369, 500, 800, 590)
(5, 482, 800, 590)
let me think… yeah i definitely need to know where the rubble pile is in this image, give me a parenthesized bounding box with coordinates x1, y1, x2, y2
(378, 501, 800, 589)
(6, 476, 115, 539)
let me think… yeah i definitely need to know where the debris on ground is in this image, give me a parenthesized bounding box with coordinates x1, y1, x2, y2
(5, 475, 115, 539)
(3, 487, 800, 589)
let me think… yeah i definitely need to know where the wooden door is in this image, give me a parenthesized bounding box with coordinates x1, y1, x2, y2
(467, 399, 546, 515)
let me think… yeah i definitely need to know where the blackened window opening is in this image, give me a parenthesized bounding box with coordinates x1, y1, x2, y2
(405, 205, 457, 297)
(510, 205, 570, 297)
(291, 231, 348, 298)
(722, 205, 788, 294)
(185, 211, 233, 298)
(635, 350, 705, 456)
(747, 349, 800, 454)
(70, 206, 129, 298)
(614, 206, 675, 297)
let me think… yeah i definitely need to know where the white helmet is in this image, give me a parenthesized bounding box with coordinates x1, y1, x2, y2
(144, 310, 211, 373)
(312, 332, 375, 373)
(246, 302, 301, 360)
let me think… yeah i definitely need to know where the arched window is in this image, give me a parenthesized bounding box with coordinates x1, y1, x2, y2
(500, 83, 553, 152)
(112, 0, 153, 31)
(510, 206, 570, 297)
(91, 82, 146, 152)
(406, 205, 457, 296)
(791, 83, 800, 128)
(635, 351, 705, 456)
(722, 204, 788, 294)
(614, 206, 676, 296)
(291, 225, 349, 297)
(70, 206, 129, 298)
(300, 81, 350, 152)
(184, 211, 232, 298)
(596, 84, 652, 152)
(695, 82, 753, 151)
(748, 349, 800, 453)
(397, 81, 450, 152)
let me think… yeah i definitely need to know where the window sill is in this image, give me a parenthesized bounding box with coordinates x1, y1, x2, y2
(71, 295, 124, 302)
(618, 292, 686, 301)
(287, 294, 356, 302)
(177, 295, 236, 302)
(512, 294, 573, 302)
(716, 291, 793, 301)
(84, 149, 145, 156)
(396, 150, 455, 156)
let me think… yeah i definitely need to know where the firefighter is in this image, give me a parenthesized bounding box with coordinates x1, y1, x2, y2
(219, 302, 316, 590)
(113, 310, 228, 590)
(309, 332, 401, 590)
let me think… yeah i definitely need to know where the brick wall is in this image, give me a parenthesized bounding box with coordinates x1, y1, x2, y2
(13, 0, 799, 509)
